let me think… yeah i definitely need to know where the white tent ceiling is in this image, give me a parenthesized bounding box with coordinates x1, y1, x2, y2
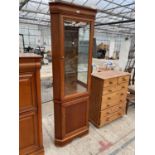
(19, 0, 135, 35)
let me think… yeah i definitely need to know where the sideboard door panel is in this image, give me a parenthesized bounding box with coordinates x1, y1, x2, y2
(19, 111, 38, 150)
(64, 97, 88, 135)
(19, 73, 36, 112)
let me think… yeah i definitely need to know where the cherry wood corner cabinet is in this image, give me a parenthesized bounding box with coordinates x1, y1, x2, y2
(89, 70, 130, 128)
(49, 2, 97, 146)
(19, 54, 44, 155)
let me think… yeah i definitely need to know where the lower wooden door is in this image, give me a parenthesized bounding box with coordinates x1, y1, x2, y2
(54, 96, 89, 146)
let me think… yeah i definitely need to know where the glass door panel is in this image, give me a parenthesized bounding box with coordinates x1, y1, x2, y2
(64, 20, 90, 96)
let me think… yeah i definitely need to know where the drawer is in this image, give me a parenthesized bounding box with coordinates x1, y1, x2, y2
(111, 104, 125, 113)
(103, 78, 117, 87)
(118, 82, 128, 91)
(100, 110, 124, 126)
(118, 75, 129, 84)
(100, 108, 112, 117)
(103, 85, 118, 95)
(101, 93, 118, 110)
(117, 90, 128, 100)
(100, 104, 124, 118)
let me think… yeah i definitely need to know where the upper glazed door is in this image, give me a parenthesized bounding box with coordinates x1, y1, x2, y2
(63, 19, 90, 97)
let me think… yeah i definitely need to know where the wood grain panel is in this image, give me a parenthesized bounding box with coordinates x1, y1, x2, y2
(19, 73, 36, 113)
(89, 76, 103, 126)
(19, 111, 38, 150)
(64, 97, 88, 134)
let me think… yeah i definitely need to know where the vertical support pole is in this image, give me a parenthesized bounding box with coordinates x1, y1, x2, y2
(118, 38, 131, 70)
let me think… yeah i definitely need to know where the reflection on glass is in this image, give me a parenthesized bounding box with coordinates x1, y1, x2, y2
(64, 20, 90, 96)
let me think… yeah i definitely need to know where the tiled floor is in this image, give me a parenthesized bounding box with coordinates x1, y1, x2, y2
(42, 101, 135, 155)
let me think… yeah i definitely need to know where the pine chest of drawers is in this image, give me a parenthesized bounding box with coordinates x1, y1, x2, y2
(19, 54, 44, 155)
(89, 70, 130, 127)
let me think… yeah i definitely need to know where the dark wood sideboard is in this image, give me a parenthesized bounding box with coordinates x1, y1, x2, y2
(19, 54, 44, 155)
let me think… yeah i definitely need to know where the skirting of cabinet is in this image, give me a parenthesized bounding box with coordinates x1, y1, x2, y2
(20, 147, 44, 155)
(55, 127, 88, 146)
(28, 148, 44, 155)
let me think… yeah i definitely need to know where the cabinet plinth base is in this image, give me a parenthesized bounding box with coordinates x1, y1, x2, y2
(29, 148, 44, 155)
(55, 128, 89, 146)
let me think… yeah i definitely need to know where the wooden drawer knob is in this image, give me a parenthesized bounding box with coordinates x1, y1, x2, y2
(122, 86, 125, 89)
(122, 78, 126, 81)
(109, 81, 113, 84)
(107, 97, 111, 100)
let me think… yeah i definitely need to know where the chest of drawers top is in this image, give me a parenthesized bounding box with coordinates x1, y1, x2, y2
(92, 70, 130, 80)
